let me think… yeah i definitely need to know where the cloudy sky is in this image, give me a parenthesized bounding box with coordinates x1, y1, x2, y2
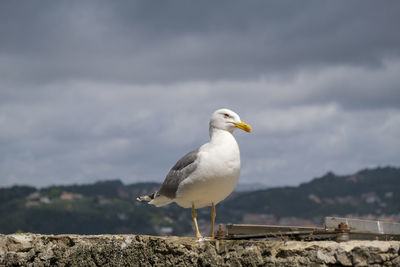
(1, 1, 400, 188)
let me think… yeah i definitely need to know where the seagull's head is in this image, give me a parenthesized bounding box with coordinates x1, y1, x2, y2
(210, 108, 252, 133)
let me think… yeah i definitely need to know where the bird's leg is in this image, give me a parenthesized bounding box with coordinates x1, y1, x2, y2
(191, 203, 202, 238)
(209, 202, 216, 238)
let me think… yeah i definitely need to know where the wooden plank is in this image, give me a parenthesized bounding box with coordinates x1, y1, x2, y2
(324, 217, 400, 235)
(226, 224, 323, 236)
(223, 217, 400, 240)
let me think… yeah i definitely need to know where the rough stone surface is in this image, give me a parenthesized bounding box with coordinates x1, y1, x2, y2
(0, 234, 399, 266)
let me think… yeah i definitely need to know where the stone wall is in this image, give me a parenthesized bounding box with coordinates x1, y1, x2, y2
(1, 234, 399, 266)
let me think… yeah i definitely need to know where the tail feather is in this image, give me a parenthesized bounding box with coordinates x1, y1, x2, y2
(137, 191, 173, 207)
(136, 192, 156, 202)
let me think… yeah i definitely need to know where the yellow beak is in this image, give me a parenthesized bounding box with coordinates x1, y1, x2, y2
(233, 121, 252, 133)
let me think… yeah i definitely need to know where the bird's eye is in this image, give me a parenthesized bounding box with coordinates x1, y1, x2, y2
(223, 113, 230, 119)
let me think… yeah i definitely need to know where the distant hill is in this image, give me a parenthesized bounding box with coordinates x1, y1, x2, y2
(234, 182, 269, 192)
(0, 181, 191, 235)
(219, 166, 400, 225)
(0, 166, 399, 235)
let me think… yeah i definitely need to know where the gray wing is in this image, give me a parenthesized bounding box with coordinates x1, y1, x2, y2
(158, 148, 199, 199)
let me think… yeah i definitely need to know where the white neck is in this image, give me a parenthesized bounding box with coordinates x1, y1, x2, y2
(209, 127, 230, 139)
(209, 127, 239, 147)
(206, 126, 241, 170)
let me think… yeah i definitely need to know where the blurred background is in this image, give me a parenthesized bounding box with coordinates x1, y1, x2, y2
(0, 1, 399, 236)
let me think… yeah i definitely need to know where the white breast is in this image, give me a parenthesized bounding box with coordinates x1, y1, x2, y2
(175, 130, 241, 208)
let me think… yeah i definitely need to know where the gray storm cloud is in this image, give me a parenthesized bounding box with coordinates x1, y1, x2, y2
(0, 0, 399, 187)
(1, 1, 400, 84)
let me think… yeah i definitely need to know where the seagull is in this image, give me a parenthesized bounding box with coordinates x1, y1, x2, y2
(137, 108, 252, 238)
